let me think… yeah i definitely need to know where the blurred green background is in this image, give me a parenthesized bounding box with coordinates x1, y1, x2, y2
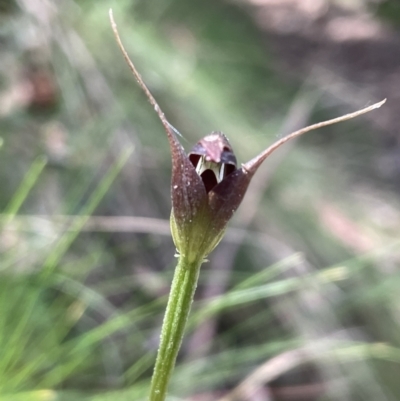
(1, 0, 400, 400)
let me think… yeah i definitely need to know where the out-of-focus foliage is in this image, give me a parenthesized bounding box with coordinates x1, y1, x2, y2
(1, 0, 400, 400)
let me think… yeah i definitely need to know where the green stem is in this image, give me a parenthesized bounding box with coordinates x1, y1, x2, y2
(149, 255, 203, 401)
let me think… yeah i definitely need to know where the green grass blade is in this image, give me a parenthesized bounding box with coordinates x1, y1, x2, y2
(41, 148, 133, 279)
(3, 156, 47, 219)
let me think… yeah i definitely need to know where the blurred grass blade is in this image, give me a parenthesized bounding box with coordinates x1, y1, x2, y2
(192, 265, 350, 325)
(233, 253, 304, 290)
(3, 156, 47, 220)
(41, 148, 133, 278)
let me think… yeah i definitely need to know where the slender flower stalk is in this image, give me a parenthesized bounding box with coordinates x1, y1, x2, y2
(109, 9, 385, 401)
(149, 255, 202, 401)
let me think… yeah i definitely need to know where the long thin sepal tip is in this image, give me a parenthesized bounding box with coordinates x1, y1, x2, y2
(243, 98, 387, 173)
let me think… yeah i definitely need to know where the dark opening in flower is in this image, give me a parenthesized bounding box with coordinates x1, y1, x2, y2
(189, 132, 237, 193)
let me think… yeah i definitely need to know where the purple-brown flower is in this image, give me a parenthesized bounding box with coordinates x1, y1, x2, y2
(169, 130, 254, 261)
(110, 12, 385, 261)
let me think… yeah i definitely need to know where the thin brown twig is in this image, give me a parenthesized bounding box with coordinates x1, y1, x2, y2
(216, 336, 357, 401)
(217, 349, 309, 401)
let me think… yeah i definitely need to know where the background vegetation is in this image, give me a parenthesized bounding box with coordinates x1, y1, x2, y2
(1, 0, 400, 400)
